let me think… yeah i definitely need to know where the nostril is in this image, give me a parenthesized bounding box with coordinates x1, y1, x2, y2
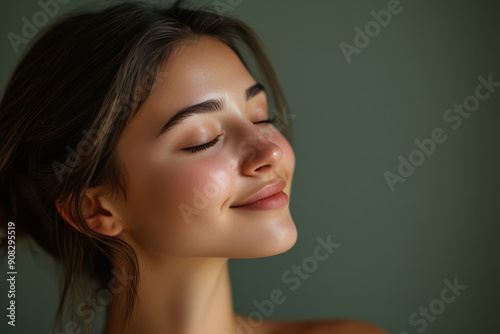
(255, 164, 270, 172)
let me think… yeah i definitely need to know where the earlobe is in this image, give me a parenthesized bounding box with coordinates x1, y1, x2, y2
(87, 220, 124, 237)
(56, 189, 124, 237)
(81, 194, 124, 237)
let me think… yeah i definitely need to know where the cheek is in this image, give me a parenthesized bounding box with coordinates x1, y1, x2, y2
(123, 155, 236, 254)
(164, 158, 236, 221)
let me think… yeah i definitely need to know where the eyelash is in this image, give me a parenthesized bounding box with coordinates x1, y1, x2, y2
(181, 117, 277, 154)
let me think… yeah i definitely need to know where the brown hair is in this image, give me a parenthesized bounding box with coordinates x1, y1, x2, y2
(0, 0, 293, 332)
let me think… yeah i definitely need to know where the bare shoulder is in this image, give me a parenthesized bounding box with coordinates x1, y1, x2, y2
(236, 315, 390, 334)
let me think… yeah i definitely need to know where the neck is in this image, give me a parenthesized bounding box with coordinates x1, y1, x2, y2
(104, 254, 240, 334)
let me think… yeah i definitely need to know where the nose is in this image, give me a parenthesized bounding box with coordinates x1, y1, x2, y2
(239, 127, 283, 176)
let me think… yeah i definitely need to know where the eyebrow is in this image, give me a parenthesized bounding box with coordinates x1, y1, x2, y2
(156, 82, 266, 137)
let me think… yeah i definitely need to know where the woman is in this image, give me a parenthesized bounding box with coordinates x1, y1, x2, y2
(0, 1, 389, 333)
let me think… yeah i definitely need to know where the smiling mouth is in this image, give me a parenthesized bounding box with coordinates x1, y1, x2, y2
(230, 191, 289, 210)
(230, 179, 288, 211)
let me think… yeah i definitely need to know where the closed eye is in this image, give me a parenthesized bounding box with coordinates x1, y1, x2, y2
(181, 134, 222, 153)
(253, 116, 276, 125)
(181, 117, 276, 154)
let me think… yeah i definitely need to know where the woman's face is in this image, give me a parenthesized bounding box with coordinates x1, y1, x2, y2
(113, 36, 296, 259)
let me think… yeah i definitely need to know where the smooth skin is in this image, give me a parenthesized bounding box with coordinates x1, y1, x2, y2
(72, 35, 388, 334)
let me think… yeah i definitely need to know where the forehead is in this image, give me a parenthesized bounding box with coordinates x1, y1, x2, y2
(154, 36, 255, 102)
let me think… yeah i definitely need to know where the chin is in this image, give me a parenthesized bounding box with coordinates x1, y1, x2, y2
(270, 217, 298, 256)
(244, 214, 298, 259)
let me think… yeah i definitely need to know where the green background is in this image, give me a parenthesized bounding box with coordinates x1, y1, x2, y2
(1, 0, 499, 333)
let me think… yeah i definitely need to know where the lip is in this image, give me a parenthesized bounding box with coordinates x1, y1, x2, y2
(230, 179, 288, 210)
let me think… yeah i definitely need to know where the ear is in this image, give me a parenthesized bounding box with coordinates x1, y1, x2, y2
(56, 188, 124, 237)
